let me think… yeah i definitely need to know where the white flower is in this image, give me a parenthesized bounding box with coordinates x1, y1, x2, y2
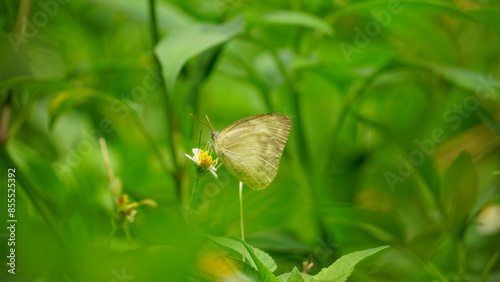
(185, 148, 218, 178)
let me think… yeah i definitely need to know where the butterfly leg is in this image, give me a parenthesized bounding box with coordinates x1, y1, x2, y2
(205, 141, 217, 153)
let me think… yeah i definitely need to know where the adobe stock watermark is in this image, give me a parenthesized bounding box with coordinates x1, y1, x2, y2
(303, 235, 337, 273)
(179, 170, 231, 223)
(52, 67, 160, 179)
(385, 75, 500, 191)
(340, 0, 403, 63)
(110, 267, 134, 282)
(8, 0, 69, 54)
(212, 0, 246, 20)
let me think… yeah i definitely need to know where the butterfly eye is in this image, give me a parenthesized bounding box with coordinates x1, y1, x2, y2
(210, 132, 219, 139)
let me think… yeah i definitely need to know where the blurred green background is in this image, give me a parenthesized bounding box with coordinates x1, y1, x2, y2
(1, 0, 500, 281)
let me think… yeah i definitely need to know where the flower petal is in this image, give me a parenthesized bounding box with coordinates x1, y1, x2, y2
(209, 166, 218, 178)
(192, 148, 201, 157)
(185, 153, 198, 163)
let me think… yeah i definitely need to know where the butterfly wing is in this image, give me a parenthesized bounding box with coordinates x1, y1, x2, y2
(214, 113, 291, 190)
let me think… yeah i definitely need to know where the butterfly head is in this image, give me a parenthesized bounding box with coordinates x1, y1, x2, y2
(210, 131, 220, 140)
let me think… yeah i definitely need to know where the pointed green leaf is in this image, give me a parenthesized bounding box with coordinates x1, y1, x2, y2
(239, 238, 279, 282)
(259, 11, 333, 36)
(253, 245, 278, 272)
(311, 246, 389, 282)
(209, 236, 252, 267)
(229, 258, 262, 281)
(277, 267, 311, 282)
(155, 16, 244, 92)
(209, 236, 277, 272)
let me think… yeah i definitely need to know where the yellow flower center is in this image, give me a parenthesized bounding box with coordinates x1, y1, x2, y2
(198, 150, 216, 169)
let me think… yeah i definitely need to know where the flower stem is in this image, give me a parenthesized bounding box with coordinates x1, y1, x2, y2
(239, 181, 245, 262)
(123, 223, 132, 250)
(107, 222, 117, 251)
(187, 176, 201, 223)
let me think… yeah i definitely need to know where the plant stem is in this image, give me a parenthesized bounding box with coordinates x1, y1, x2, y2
(239, 181, 245, 262)
(184, 46, 223, 118)
(99, 137, 114, 182)
(130, 110, 172, 181)
(107, 222, 117, 251)
(0, 93, 11, 144)
(269, 45, 310, 167)
(123, 223, 132, 250)
(480, 251, 499, 282)
(187, 176, 201, 223)
(457, 238, 467, 281)
(399, 242, 449, 282)
(147, 0, 182, 200)
(424, 260, 449, 282)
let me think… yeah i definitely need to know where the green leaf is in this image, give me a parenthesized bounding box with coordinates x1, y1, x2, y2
(253, 246, 278, 272)
(468, 8, 500, 32)
(420, 62, 500, 97)
(230, 258, 262, 281)
(239, 238, 279, 282)
(440, 153, 478, 229)
(209, 236, 277, 272)
(415, 62, 500, 133)
(477, 106, 500, 134)
(311, 246, 389, 282)
(259, 11, 333, 36)
(387, 12, 458, 64)
(47, 88, 96, 129)
(155, 16, 245, 92)
(277, 267, 311, 282)
(47, 88, 120, 130)
(335, 0, 474, 21)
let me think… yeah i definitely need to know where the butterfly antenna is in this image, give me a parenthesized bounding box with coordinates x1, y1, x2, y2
(205, 115, 215, 132)
(189, 113, 211, 131)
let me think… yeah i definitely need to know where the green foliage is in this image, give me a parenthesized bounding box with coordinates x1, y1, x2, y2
(440, 153, 478, 233)
(156, 15, 244, 92)
(277, 267, 309, 282)
(209, 236, 278, 273)
(257, 11, 334, 36)
(1, 0, 500, 281)
(311, 246, 389, 282)
(239, 239, 280, 282)
(210, 236, 387, 282)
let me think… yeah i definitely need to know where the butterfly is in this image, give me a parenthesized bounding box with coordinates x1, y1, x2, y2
(210, 113, 291, 190)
